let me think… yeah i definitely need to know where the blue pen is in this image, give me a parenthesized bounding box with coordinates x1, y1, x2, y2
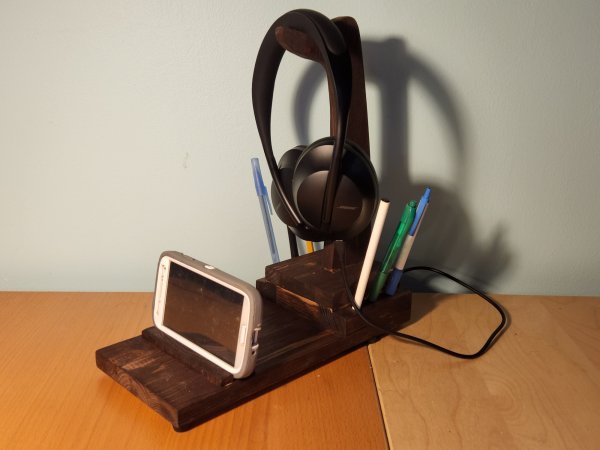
(385, 187, 431, 295)
(251, 158, 280, 263)
(409, 187, 430, 236)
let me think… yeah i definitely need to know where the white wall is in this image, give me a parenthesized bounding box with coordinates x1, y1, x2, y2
(1, 1, 598, 295)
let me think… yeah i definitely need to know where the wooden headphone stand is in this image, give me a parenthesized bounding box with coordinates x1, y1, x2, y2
(96, 17, 411, 432)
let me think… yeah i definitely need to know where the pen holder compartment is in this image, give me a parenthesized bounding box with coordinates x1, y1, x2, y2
(256, 242, 411, 336)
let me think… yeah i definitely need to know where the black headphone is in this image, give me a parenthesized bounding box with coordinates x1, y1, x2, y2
(252, 9, 378, 242)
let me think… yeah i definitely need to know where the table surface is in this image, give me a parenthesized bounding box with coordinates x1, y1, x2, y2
(1, 292, 598, 449)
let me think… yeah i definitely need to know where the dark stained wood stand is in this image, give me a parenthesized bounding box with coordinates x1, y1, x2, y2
(96, 16, 412, 432)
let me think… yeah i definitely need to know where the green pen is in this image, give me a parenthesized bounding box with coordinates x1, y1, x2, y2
(368, 200, 417, 302)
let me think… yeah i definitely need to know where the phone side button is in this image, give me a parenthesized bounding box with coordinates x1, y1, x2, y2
(239, 324, 247, 345)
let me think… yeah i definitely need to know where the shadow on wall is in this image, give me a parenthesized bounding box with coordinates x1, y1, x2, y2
(293, 37, 512, 295)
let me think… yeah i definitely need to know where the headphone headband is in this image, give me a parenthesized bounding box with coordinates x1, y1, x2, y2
(252, 9, 352, 228)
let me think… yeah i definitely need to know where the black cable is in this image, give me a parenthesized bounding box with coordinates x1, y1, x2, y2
(339, 242, 507, 359)
(287, 228, 299, 258)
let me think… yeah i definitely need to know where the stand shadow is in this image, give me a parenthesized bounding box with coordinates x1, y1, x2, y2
(293, 37, 512, 323)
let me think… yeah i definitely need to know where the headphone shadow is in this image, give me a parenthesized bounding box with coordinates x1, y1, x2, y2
(293, 37, 512, 323)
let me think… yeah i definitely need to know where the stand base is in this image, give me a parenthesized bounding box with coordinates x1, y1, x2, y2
(96, 266, 410, 432)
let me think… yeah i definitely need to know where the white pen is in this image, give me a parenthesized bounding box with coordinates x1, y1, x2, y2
(354, 199, 390, 308)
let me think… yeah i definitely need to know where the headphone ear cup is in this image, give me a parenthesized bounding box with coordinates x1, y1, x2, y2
(292, 137, 378, 240)
(270, 145, 305, 227)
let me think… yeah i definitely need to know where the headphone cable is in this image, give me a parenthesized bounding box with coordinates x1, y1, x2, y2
(339, 241, 508, 359)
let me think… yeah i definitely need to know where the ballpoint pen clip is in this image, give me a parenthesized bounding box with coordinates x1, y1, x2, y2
(251, 157, 280, 263)
(409, 187, 431, 236)
(265, 190, 273, 215)
(251, 157, 273, 214)
(251, 158, 262, 195)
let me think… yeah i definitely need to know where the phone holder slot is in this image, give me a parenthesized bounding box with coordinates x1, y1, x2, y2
(141, 327, 234, 387)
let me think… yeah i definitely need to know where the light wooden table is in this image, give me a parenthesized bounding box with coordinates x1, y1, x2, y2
(369, 293, 600, 450)
(0, 292, 386, 450)
(1, 292, 598, 449)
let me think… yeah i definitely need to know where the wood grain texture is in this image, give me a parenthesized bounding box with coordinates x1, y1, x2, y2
(0, 292, 387, 449)
(369, 293, 600, 450)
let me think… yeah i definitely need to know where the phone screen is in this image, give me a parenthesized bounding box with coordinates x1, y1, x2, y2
(163, 261, 243, 365)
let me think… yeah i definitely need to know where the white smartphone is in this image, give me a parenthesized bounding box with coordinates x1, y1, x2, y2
(153, 251, 262, 379)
